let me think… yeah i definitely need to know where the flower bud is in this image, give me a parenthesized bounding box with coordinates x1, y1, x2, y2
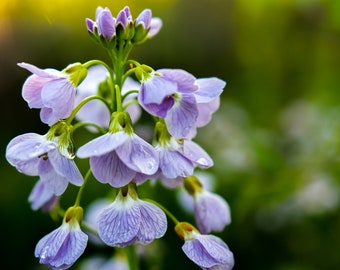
(133, 9, 152, 43)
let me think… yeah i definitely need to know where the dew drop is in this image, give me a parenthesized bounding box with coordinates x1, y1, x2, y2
(34, 143, 41, 149)
(40, 246, 50, 259)
(196, 158, 209, 166)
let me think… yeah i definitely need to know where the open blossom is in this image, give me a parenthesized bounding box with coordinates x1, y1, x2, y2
(175, 222, 234, 270)
(182, 233, 234, 270)
(84, 199, 111, 245)
(98, 185, 167, 247)
(6, 132, 83, 195)
(35, 207, 88, 269)
(156, 140, 213, 188)
(184, 176, 231, 234)
(194, 78, 225, 126)
(77, 113, 159, 187)
(194, 190, 231, 234)
(138, 69, 225, 138)
(18, 62, 86, 125)
(133, 122, 213, 188)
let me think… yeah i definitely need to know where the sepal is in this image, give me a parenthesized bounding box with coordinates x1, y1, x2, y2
(46, 121, 75, 159)
(63, 62, 88, 87)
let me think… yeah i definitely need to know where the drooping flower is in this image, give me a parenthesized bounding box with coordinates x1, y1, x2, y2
(28, 179, 59, 212)
(177, 171, 216, 213)
(75, 65, 141, 130)
(18, 62, 87, 126)
(35, 206, 88, 269)
(175, 222, 234, 270)
(184, 175, 231, 234)
(5, 122, 83, 196)
(195, 190, 231, 234)
(77, 112, 158, 188)
(84, 198, 111, 245)
(138, 68, 225, 138)
(150, 121, 213, 187)
(97, 184, 167, 247)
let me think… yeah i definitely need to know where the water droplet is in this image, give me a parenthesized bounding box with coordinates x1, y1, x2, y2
(40, 246, 50, 259)
(34, 143, 41, 149)
(196, 158, 209, 166)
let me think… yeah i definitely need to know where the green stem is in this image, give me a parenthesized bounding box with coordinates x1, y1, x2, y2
(144, 198, 180, 225)
(124, 245, 139, 270)
(81, 220, 99, 237)
(66, 95, 111, 125)
(122, 89, 139, 100)
(107, 40, 135, 113)
(122, 67, 138, 83)
(115, 84, 123, 112)
(73, 121, 107, 134)
(74, 169, 92, 207)
(122, 99, 139, 111)
(83, 59, 112, 75)
(126, 59, 141, 68)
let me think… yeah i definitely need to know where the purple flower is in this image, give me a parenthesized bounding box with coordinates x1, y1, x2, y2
(148, 17, 163, 38)
(97, 185, 167, 247)
(177, 172, 216, 213)
(156, 138, 213, 186)
(86, 6, 162, 42)
(77, 127, 159, 188)
(157, 138, 195, 179)
(28, 179, 58, 212)
(195, 190, 231, 234)
(18, 62, 85, 126)
(86, 7, 115, 39)
(175, 222, 234, 270)
(84, 199, 111, 245)
(138, 69, 225, 138)
(135, 9, 152, 30)
(183, 233, 234, 270)
(6, 132, 83, 195)
(134, 121, 213, 188)
(138, 69, 198, 138)
(35, 207, 88, 269)
(134, 9, 163, 41)
(183, 175, 231, 233)
(116, 6, 133, 29)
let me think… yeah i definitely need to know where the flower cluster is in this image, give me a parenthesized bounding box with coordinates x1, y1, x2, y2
(6, 5, 234, 270)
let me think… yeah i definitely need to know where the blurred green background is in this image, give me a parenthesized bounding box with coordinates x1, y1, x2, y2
(1, 0, 340, 269)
